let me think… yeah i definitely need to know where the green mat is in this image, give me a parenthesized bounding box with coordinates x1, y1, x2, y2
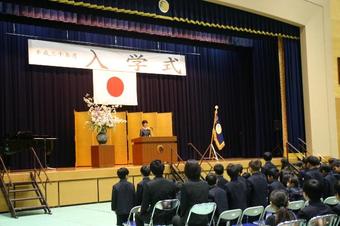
(0, 202, 116, 226)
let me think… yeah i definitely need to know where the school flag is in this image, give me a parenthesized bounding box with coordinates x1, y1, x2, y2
(212, 107, 225, 150)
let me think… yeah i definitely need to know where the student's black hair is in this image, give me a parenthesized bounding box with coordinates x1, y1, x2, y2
(306, 156, 320, 166)
(117, 167, 129, 179)
(263, 152, 273, 161)
(242, 172, 251, 179)
(288, 175, 299, 187)
(213, 163, 224, 175)
(184, 159, 201, 180)
(270, 190, 294, 225)
(235, 164, 243, 175)
(205, 173, 217, 186)
(142, 120, 148, 125)
(328, 158, 336, 165)
(226, 163, 239, 180)
(266, 168, 280, 180)
(319, 164, 331, 174)
(249, 159, 262, 172)
(140, 165, 150, 177)
(303, 179, 322, 202)
(150, 160, 164, 177)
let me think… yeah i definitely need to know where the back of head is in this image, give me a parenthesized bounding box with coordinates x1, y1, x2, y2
(328, 158, 336, 165)
(319, 164, 331, 174)
(235, 164, 243, 175)
(306, 156, 320, 167)
(242, 172, 251, 179)
(117, 167, 129, 179)
(213, 163, 224, 175)
(227, 163, 239, 180)
(303, 179, 322, 202)
(266, 168, 280, 180)
(249, 159, 262, 173)
(185, 159, 201, 180)
(270, 190, 292, 224)
(288, 175, 299, 188)
(206, 173, 217, 186)
(150, 160, 164, 177)
(263, 152, 273, 161)
(140, 165, 150, 177)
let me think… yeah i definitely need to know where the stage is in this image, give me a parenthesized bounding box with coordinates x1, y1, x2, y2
(0, 157, 288, 213)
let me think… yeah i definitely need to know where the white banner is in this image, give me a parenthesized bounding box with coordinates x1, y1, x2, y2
(28, 39, 186, 76)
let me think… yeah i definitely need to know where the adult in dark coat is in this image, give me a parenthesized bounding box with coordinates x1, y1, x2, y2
(297, 179, 334, 221)
(136, 165, 151, 205)
(135, 160, 178, 226)
(172, 160, 210, 226)
(225, 163, 247, 210)
(111, 168, 135, 226)
(247, 159, 268, 207)
(206, 173, 228, 216)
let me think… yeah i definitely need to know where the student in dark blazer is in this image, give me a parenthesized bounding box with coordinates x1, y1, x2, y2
(247, 159, 268, 207)
(225, 163, 247, 210)
(261, 152, 277, 175)
(172, 160, 210, 226)
(266, 168, 285, 196)
(297, 179, 334, 221)
(286, 175, 303, 201)
(111, 167, 135, 226)
(303, 156, 328, 198)
(214, 163, 228, 189)
(320, 164, 337, 197)
(332, 180, 340, 215)
(206, 173, 228, 216)
(136, 165, 151, 205)
(135, 160, 177, 226)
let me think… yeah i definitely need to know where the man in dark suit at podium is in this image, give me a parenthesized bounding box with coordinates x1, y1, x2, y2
(139, 120, 152, 137)
(135, 160, 177, 226)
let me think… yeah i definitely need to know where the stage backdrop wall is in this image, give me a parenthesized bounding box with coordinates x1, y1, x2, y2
(0, 20, 295, 168)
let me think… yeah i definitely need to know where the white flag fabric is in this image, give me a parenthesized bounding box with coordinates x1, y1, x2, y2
(93, 70, 137, 105)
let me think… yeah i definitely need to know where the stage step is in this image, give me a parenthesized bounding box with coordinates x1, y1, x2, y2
(10, 181, 33, 186)
(10, 196, 42, 202)
(9, 188, 37, 193)
(14, 205, 47, 212)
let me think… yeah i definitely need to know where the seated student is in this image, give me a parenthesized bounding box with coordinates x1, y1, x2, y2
(206, 173, 228, 216)
(111, 168, 135, 226)
(261, 152, 277, 175)
(265, 190, 296, 226)
(286, 175, 303, 201)
(135, 160, 177, 226)
(247, 159, 268, 207)
(136, 165, 151, 205)
(213, 163, 228, 189)
(332, 180, 340, 215)
(297, 179, 334, 221)
(172, 160, 209, 226)
(225, 163, 247, 210)
(319, 164, 337, 197)
(266, 168, 285, 196)
(331, 159, 340, 180)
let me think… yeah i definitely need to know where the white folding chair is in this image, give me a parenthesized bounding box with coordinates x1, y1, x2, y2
(185, 202, 216, 226)
(288, 200, 305, 211)
(307, 214, 338, 226)
(259, 204, 276, 220)
(277, 219, 306, 226)
(237, 206, 264, 224)
(216, 209, 242, 226)
(323, 196, 338, 206)
(148, 199, 180, 226)
(124, 205, 141, 226)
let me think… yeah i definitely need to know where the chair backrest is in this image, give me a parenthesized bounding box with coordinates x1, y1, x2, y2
(323, 196, 338, 206)
(277, 219, 306, 226)
(216, 209, 242, 226)
(149, 199, 180, 226)
(307, 214, 338, 226)
(259, 204, 276, 220)
(185, 202, 216, 226)
(238, 205, 264, 224)
(288, 200, 305, 211)
(125, 205, 141, 226)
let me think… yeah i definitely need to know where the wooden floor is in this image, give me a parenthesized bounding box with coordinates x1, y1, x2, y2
(0, 157, 285, 213)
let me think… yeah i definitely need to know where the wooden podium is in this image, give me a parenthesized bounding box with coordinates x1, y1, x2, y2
(131, 136, 178, 165)
(91, 145, 115, 167)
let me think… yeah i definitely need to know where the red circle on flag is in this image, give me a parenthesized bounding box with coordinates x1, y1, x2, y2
(107, 76, 124, 97)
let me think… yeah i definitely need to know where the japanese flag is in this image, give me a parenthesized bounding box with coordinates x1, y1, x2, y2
(93, 70, 138, 105)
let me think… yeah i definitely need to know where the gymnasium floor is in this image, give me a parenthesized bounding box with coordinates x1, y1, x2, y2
(0, 202, 116, 226)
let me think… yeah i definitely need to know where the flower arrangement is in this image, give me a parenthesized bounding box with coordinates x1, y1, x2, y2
(83, 94, 126, 133)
